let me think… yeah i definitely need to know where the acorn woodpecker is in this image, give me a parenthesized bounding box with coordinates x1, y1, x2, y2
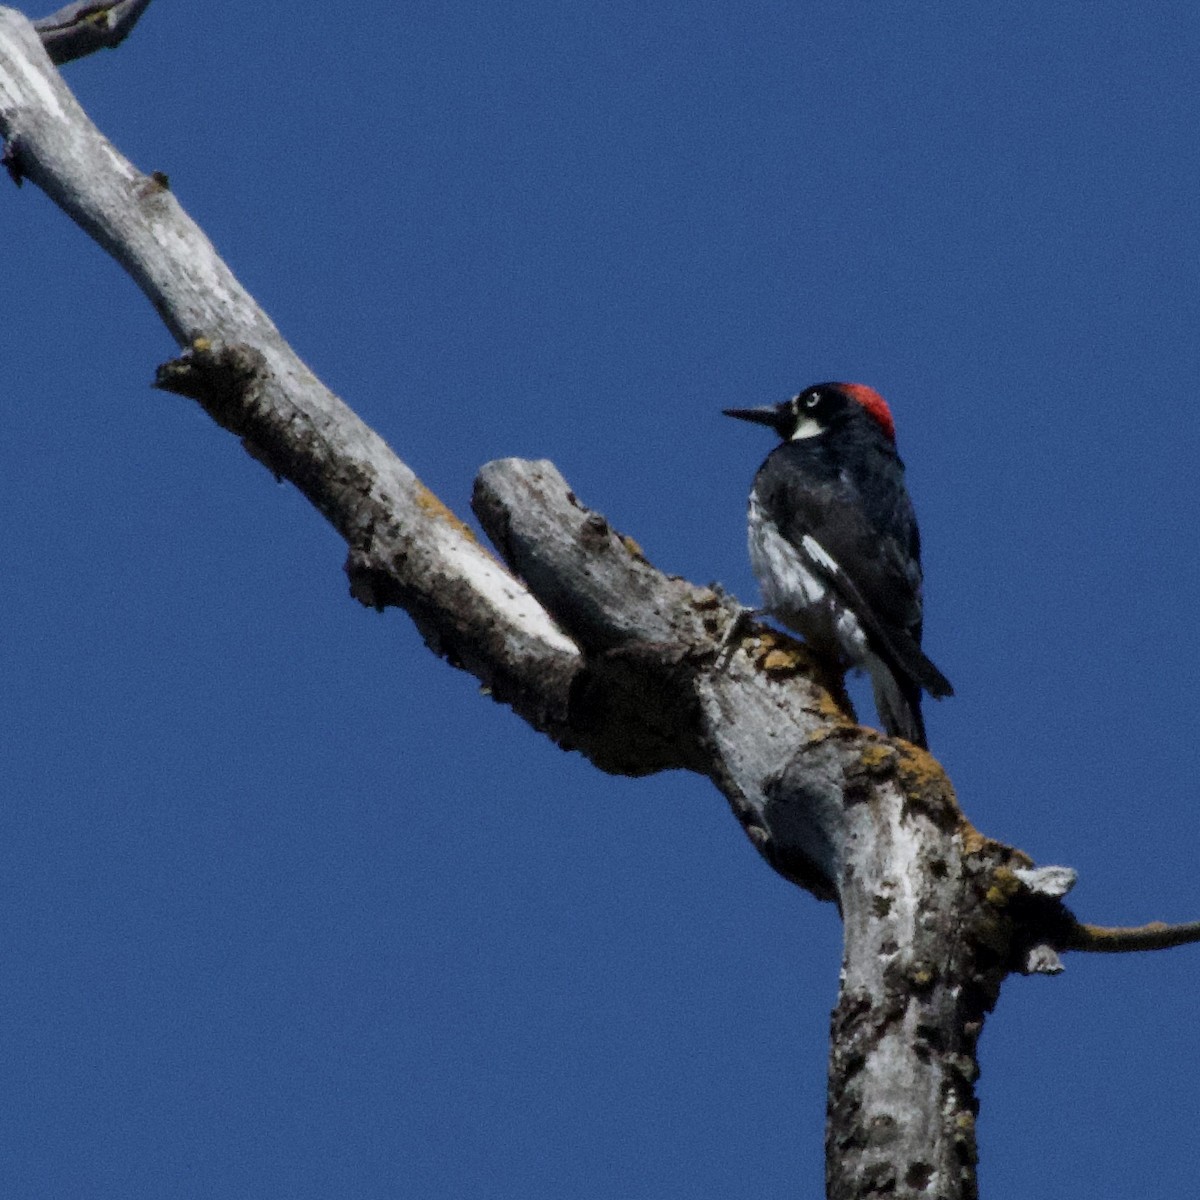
(724, 382, 952, 748)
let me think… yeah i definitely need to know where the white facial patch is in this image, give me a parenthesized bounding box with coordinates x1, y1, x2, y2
(789, 416, 824, 440)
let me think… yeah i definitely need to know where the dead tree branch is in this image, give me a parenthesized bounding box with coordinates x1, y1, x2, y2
(33, 0, 153, 64)
(1067, 919, 1200, 953)
(1, 10, 1195, 1198)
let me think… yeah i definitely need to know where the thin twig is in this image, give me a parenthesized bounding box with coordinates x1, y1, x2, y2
(1066, 919, 1200, 953)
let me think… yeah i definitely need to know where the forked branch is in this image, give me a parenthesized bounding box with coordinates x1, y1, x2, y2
(2, 11, 1196, 1199)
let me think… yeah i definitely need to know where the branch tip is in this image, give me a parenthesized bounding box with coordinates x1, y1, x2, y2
(34, 0, 156, 65)
(1022, 944, 1064, 975)
(1013, 865, 1077, 898)
(1067, 918, 1200, 954)
(2, 136, 24, 186)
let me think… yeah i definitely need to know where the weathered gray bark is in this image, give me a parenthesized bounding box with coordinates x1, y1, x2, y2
(3, 9, 1197, 1197)
(33, 0, 154, 64)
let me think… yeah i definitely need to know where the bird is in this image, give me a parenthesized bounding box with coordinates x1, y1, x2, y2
(723, 382, 952, 748)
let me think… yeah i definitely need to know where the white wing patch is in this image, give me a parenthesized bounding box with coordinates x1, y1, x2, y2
(800, 534, 840, 575)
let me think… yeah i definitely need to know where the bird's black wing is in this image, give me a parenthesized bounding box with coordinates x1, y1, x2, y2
(755, 454, 953, 698)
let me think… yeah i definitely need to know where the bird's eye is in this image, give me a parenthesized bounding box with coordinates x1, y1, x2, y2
(804, 393, 821, 409)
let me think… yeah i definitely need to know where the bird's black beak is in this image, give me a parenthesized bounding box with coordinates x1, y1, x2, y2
(723, 405, 782, 431)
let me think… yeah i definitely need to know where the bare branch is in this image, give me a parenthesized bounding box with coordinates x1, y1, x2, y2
(32, 0, 153, 64)
(986, 868, 1200, 960)
(473, 456, 851, 884)
(0, 9, 581, 737)
(7, 12, 1195, 1196)
(1066, 919, 1200, 954)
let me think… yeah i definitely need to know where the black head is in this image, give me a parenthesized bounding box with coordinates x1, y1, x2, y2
(723, 382, 896, 444)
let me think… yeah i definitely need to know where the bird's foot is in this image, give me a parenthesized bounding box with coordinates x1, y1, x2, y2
(715, 604, 760, 667)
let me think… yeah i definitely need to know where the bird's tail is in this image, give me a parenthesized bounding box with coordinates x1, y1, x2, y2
(866, 651, 929, 749)
(881, 634, 954, 701)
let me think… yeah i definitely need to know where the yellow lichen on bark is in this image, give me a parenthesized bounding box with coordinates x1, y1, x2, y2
(984, 865, 1021, 909)
(620, 534, 647, 562)
(414, 485, 477, 542)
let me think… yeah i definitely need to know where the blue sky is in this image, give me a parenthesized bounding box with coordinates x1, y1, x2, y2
(4, 2, 1200, 1195)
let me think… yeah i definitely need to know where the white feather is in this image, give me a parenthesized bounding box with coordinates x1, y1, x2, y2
(746, 498, 869, 664)
(800, 534, 839, 575)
